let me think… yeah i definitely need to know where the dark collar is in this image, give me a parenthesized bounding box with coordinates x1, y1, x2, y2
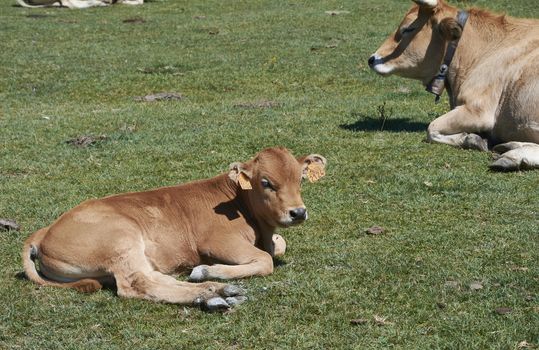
(426, 10, 469, 103)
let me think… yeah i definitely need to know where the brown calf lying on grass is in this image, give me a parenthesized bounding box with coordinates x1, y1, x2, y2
(23, 147, 326, 310)
(368, 0, 539, 170)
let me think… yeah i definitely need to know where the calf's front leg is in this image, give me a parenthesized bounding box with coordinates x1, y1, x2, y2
(272, 234, 287, 257)
(190, 237, 274, 281)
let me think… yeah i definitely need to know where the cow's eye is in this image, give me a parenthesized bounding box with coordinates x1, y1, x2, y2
(261, 179, 274, 190)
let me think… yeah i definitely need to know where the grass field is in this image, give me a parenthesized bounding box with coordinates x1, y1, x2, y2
(1, 0, 538, 348)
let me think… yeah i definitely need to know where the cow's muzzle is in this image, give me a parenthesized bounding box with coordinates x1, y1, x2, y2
(367, 54, 393, 75)
(368, 55, 384, 68)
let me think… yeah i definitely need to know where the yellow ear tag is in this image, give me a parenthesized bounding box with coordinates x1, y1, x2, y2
(306, 163, 325, 183)
(238, 172, 252, 190)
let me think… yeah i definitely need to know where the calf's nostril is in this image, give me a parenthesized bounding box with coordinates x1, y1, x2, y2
(289, 208, 307, 220)
(368, 55, 375, 67)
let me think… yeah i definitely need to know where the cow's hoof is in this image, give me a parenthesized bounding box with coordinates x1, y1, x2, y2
(462, 134, 488, 151)
(225, 295, 248, 306)
(493, 142, 515, 154)
(189, 265, 210, 282)
(489, 157, 520, 171)
(204, 297, 230, 312)
(223, 284, 246, 297)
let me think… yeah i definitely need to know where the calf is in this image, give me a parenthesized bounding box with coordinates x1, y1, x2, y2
(368, 0, 539, 170)
(22, 147, 326, 310)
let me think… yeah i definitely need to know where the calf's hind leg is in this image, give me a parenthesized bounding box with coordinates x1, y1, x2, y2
(111, 250, 245, 310)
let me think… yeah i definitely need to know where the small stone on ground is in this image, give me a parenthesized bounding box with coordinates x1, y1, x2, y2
(0, 219, 20, 231)
(366, 225, 385, 235)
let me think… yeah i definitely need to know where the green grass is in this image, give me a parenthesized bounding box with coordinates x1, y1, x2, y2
(1, 0, 538, 348)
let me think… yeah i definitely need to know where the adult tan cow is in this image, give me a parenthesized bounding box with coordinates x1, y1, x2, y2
(368, 0, 539, 171)
(22, 147, 327, 310)
(17, 0, 142, 9)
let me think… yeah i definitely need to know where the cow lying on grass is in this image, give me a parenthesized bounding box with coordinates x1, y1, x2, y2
(22, 147, 326, 310)
(368, 0, 539, 171)
(17, 0, 142, 9)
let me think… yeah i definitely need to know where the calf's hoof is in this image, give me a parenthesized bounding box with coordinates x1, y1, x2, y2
(194, 285, 248, 312)
(205, 297, 231, 312)
(225, 295, 248, 306)
(223, 284, 246, 297)
(189, 265, 210, 282)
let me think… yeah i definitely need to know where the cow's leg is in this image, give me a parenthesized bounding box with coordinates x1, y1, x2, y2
(61, 0, 109, 8)
(427, 106, 494, 151)
(190, 238, 274, 281)
(16, 0, 60, 7)
(118, 0, 143, 4)
(490, 142, 539, 171)
(111, 249, 245, 310)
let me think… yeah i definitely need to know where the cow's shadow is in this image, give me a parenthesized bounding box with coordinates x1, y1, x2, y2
(340, 113, 429, 133)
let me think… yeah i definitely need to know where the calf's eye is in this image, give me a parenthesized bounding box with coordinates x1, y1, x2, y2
(261, 179, 273, 189)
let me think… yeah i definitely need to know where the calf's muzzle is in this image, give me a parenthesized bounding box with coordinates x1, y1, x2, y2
(289, 207, 307, 221)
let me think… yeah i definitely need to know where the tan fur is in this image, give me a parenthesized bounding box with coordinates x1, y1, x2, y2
(22, 148, 326, 306)
(369, 0, 539, 170)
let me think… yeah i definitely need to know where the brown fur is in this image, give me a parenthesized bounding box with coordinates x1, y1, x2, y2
(22, 147, 327, 305)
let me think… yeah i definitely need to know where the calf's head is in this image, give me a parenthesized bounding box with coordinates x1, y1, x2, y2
(229, 148, 326, 228)
(368, 0, 462, 85)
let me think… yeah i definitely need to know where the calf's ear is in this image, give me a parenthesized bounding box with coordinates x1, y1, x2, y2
(228, 162, 253, 190)
(298, 154, 327, 183)
(438, 17, 462, 41)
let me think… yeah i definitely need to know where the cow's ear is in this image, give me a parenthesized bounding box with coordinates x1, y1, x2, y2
(438, 17, 462, 41)
(299, 154, 327, 183)
(228, 162, 253, 190)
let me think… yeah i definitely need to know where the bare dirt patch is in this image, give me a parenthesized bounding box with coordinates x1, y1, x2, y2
(66, 135, 108, 148)
(134, 92, 183, 102)
(233, 100, 280, 109)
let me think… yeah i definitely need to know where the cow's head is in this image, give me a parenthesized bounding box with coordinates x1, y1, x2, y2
(229, 148, 326, 228)
(368, 0, 462, 85)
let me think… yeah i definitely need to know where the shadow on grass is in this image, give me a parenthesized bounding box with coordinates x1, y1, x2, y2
(273, 257, 287, 268)
(340, 113, 429, 133)
(15, 271, 119, 295)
